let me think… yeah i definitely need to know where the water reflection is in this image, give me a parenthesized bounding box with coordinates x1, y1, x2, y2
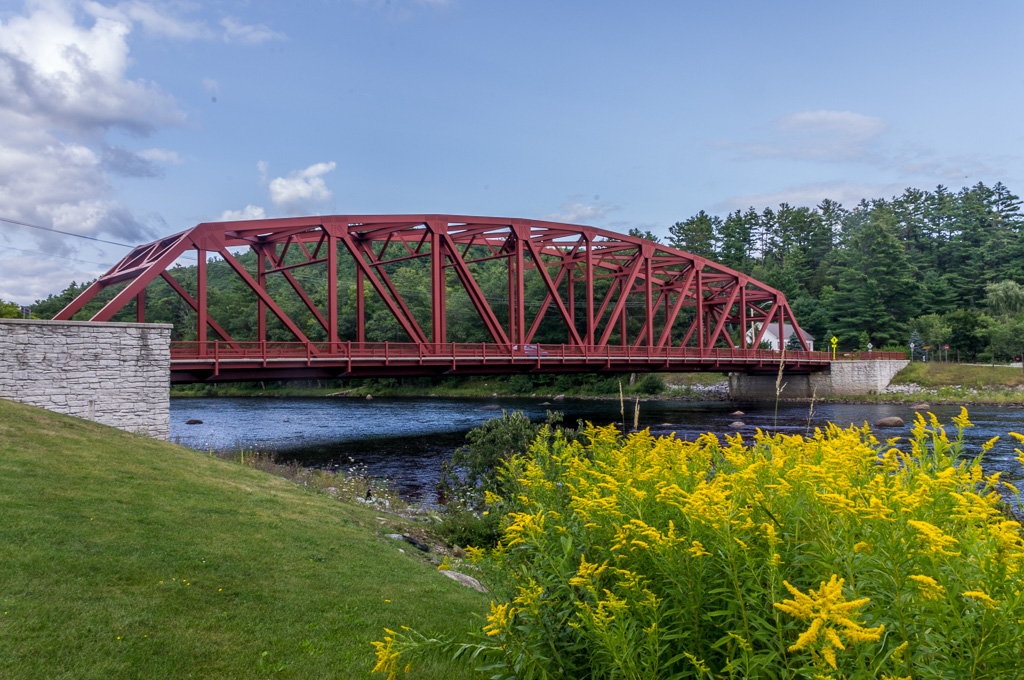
(171, 396, 1024, 505)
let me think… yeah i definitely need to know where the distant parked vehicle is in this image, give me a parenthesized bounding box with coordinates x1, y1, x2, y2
(512, 344, 549, 356)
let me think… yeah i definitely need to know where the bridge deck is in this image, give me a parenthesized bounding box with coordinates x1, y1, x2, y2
(169, 341, 904, 383)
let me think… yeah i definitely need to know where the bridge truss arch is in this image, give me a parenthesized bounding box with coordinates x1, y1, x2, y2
(55, 214, 817, 381)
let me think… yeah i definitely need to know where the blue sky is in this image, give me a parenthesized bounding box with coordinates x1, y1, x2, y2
(2, 0, 1023, 303)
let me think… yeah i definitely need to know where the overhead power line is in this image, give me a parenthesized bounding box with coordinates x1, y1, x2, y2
(0, 214, 197, 262)
(0, 244, 117, 268)
(0, 215, 136, 248)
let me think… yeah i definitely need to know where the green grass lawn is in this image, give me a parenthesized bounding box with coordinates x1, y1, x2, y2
(891, 361, 1024, 388)
(0, 398, 486, 679)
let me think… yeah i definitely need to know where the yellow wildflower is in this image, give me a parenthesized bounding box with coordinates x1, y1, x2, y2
(483, 601, 513, 637)
(952, 406, 973, 430)
(688, 540, 711, 558)
(908, 574, 945, 600)
(774, 575, 884, 669)
(853, 542, 871, 553)
(907, 520, 959, 557)
(370, 629, 401, 679)
(569, 555, 608, 588)
(962, 590, 998, 608)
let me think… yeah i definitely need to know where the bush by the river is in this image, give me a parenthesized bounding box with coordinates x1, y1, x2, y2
(374, 410, 1024, 679)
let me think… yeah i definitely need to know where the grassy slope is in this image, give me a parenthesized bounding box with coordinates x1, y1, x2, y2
(891, 361, 1024, 388)
(0, 399, 486, 679)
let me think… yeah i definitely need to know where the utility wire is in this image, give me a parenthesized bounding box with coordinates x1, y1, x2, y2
(0, 245, 117, 268)
(0, 215, 135, 248)
(0, 214, 197, 261)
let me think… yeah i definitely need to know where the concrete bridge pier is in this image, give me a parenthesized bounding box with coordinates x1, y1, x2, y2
(728, 359, 910, 400)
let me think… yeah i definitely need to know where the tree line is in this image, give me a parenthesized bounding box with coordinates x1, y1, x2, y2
(19, 181, 1024, 362)
(652, 181, 1024, 360)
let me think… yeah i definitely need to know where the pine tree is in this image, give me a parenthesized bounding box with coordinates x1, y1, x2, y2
(717, 209, 753, 271)
(668, 210, 721, 259)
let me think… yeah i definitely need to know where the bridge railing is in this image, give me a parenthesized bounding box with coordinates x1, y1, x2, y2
(169, 341, 906, 364)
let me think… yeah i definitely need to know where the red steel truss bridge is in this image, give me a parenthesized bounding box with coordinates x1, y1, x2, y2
(53, 214, 899, 383)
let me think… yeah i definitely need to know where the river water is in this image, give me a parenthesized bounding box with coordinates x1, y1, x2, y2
(170, 396, 1024, 505)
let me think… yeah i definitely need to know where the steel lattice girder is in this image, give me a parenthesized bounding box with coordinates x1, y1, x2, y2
(54, 214, 808, 354)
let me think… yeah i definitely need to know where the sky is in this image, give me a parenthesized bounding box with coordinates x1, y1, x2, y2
(1, 0, 1023, 305)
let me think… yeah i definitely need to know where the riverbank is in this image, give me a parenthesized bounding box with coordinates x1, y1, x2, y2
(0, 398, 485, 679)
(170, 372, 729, 401)
(171, 363, 1024, 405)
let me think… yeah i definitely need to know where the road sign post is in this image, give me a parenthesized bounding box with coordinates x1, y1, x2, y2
(830, 335, 838, 360)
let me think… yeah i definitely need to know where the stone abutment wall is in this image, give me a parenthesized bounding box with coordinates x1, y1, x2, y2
(728, 359, 910, 400)
(0, 319, 172, 439)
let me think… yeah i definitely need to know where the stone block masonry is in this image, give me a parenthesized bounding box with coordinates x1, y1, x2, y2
(728, 359, 910, 400)
(0, 319, 172, 439)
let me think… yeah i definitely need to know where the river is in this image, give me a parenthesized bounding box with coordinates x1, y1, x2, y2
(170, 396, 1024, 506)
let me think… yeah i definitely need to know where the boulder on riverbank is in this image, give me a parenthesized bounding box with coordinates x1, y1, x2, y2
(440, 570, 488, 593)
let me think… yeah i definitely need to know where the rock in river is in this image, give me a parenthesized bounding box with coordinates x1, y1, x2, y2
(875, 416, 905, 428)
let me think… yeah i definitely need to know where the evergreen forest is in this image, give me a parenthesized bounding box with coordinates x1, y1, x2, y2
(20, 181, 1024, 362)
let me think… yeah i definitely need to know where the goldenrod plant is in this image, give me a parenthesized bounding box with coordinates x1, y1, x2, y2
(373, 409, 1024, 679)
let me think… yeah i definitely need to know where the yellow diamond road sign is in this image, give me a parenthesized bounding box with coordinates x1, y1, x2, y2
(830, 336, 838, 345)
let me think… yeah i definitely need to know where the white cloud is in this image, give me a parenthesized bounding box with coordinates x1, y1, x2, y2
(137, 147, 180, 164)
(0, 0, 189, 250)
(217, 205, 267, 222)
(268, 162, 337, 212)
(714, 181, 909, 213)
(0, 1, 288, 303)
(85, 0, 211, 40)
(202, 76, 220, 97)
(544, 196, 619, 224)
(726, 110, 889, 164)
(220, 16, 286, 45)
(0, 250, 110, 304)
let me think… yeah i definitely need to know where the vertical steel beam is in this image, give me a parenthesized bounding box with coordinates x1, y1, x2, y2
(356, 266, 365, 344)
(695, 269, 704, 353)
(507, 250, 516, 344)
(328, 232, 338, 345)
(644, 254, 653, 348)
(585, 237, 594, 346)
(778, 304, 786, 352)
(197, 249, 207, 349)
(619, 301, 627, 346)
(663, 292, 671, 348)
(430, 222, 447, 344)
(740, 286, 748, 349)
(567, 263, 575, 345)
(256, 244, 267, 344)
(514, 234, 525, 345)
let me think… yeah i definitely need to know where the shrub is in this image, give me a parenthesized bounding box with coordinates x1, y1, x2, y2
(376, 411, 1024, 679)
(506, 374, 535, 393)
(632, 373, 666, 395)
(434, 508, 502, 550)
(438, 411, 570, 506)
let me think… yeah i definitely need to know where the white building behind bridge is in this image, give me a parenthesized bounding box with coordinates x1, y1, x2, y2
(747, 323, 815, 351)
